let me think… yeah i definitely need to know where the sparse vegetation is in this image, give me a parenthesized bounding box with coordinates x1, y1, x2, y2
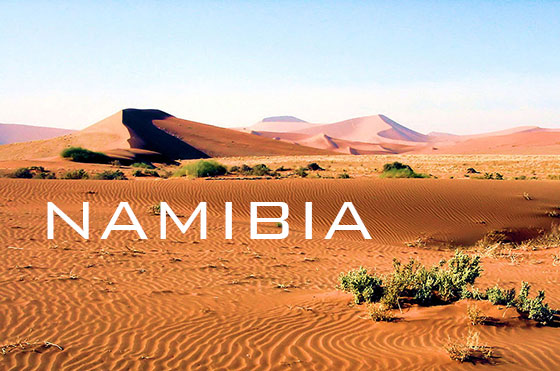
(444, 330, 493, 363)
(94, 170, 127, 180)
(338, 172, 351, 179)
(338, 250, 557, 325)
(367, 303, 396, 322)
(466, 303, 487, 325)
(10, 166, 55, 179)
(174, 160, 227, 178)
(294, 167, 308, 178)
(380, 162, 429, 178)
(61, 146, 110, 163)
(132, 169, 159, 177)
(131, 162, 155, 169)
(149, 204, 161, 215)
(63, 169, 89, 179)
(1, 340, 64, 356)
(306, 162, 324, 171)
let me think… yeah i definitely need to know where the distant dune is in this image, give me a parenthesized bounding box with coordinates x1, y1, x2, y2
(0, 109, 331, 162)
(0, 123, 74, 145)
(237, 116, 318, 133)
(2, 109, 560, 158)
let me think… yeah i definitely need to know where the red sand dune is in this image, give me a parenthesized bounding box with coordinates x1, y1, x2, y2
(0, 123, 75, 145)
(0, 109, 332, 162)
(237, 116, 318, 133)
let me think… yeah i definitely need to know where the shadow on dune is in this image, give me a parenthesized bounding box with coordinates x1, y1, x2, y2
(122, 108, 209, 161)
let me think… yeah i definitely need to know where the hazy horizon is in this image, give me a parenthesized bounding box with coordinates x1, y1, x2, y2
(1, 1, 559, 134)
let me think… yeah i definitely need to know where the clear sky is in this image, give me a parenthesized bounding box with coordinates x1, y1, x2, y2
(1, 0, 559, 134)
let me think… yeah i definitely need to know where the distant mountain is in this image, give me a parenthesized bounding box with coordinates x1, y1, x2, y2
(0, 123, 75, 145)
(0, 109, 331, 162)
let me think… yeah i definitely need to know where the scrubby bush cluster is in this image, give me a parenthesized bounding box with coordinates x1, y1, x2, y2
(229, 163, 273, 176)
(132, 169, 159, 177)
(94, 170, 127, 180)
(338, 251, 556, 325)
(63, 169, 89, 179)
(131, 162, 155, 169)
(61, 147, 110, 164)
(174, 160, 227, 178)
(11, 166, 56, 179)
(380, 162, 429, 178)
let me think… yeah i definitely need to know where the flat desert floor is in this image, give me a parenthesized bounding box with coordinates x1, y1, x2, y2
(1, 175, 560, 370)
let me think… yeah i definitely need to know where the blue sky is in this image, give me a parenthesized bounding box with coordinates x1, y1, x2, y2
(1, 0, 559, 134)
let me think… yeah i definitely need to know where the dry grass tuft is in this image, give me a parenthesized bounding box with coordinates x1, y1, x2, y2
(466, 303, 487, 325)
(1, 340, 63, 356)
(367, 303, 396, 322)
(444, 330, 493, 363)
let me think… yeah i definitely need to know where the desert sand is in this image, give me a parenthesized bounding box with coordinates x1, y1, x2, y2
(1, 176, 560, 370)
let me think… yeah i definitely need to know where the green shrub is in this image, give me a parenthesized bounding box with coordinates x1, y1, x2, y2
(380, 162, 429, 178)
(12, 167, 33, 178)
(251, 164, 272, 176)
(11, 166, 55, 179)
(229, 165, 240, 173)
(306, 162, 324, 171)
(131, 162, 155, 169)
(485, 285, 516, 306)
(295, 167, 308, 178)
(94, 170, 127, 180)
(515, 282, 554, 325)
(63, 169, 89, 179)
(338, 251, 481, 308)
(338, 172, 351, 179)
(174, 160, 227, 178)
(133, 169, 159, 177)
(338, 267, 384, 304)
(61, 147, 110, 164)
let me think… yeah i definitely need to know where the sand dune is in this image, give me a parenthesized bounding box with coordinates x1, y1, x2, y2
(0, 109, 331, 162)
(421, 128, 560, 154)
(0, 123, 74, 145)
(237, 116, 317, 133)
(1, 178, 560, 369)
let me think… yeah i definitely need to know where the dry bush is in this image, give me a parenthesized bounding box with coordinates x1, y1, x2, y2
(444, 330, 493, 363)
(466, 303, 487, 325)
(1, 340, 63, 356)
(367, 303, 396, 322)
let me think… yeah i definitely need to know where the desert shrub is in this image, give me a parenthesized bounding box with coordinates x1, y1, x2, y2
(515, 282, 554, 325)
(306, 162, 324, 171)
(174, 160, 227, 178)
(444, 330, 493, 363)
(229, 165, 240, 173)
(131, 162, 155, 169)
(380, 162, 428, 178)
(339, 251, 481, 308)
(251, 164, 272, 176)
(148, 204, 161, 215)
(338, 267, 384, 304)
(132, 169, 144, 177)
(275, 166, 289, 172)
(367, 303, 395, 322)
(338, 172, 351, 179)
(467, 304, 487, 325)
(132, 169, 160, 177)
(485, 285, 516, 306)
(12, 167, 33, 178)
(110, 160, 122, 167)
(11, 166, 55, 179)
(240, 164, 253, 174)
(63, 169, 89, 179)
(94, 170, 127, 180)
(466, 167, 479, 174)
(294, 167, 308, 178)
(61, 147, 110, 163)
